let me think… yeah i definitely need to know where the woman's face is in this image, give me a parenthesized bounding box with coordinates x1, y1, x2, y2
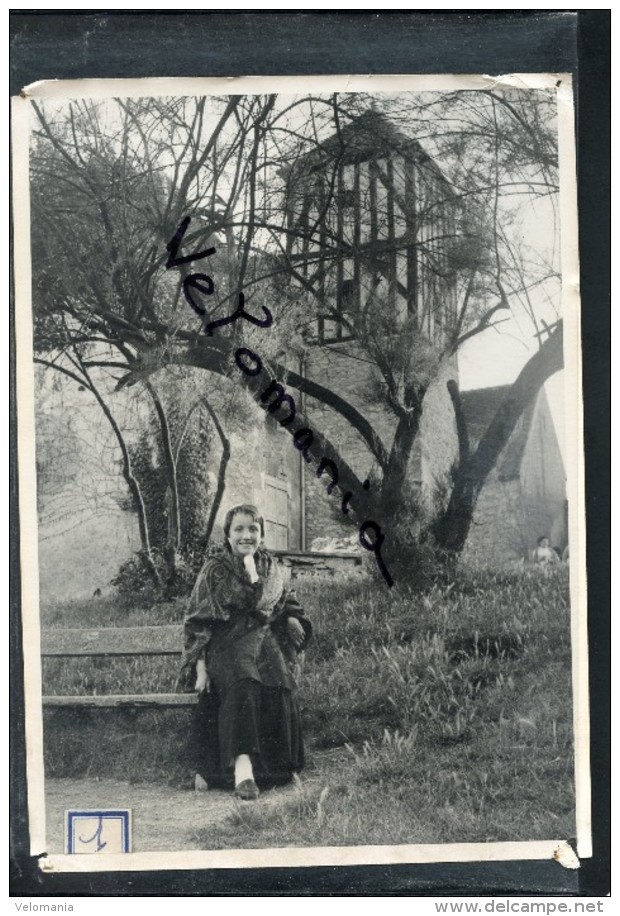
(227, 512, 263, 557)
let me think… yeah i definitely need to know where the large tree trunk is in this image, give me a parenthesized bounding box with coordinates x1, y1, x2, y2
(87, 383, 163, 586)
(144, 381, 181, 582)
(434, 323, 564, 553)
(380, 407, 423, 522)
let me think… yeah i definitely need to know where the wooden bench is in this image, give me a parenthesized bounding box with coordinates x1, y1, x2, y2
(41, 552, 363, 709)
(41, 625, 197, 709)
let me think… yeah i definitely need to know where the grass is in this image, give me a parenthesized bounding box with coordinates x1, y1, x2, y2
(40, 593, 186, 629)
(41, 594, 184, 702)
(41, 563, 576, 846)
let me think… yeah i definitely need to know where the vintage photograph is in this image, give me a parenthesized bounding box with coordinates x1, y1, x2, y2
(13, 75, 587, 870)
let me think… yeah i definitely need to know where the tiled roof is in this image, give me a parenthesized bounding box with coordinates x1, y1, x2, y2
(284, 109, 455, 192)
(307, 110, 418, 161)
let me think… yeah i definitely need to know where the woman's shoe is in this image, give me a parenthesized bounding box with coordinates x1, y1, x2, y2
(234, 778, 260, 801)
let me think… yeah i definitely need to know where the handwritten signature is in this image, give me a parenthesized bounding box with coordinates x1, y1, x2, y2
(78, 816, 107, 852)
(165, 217, 393, 587)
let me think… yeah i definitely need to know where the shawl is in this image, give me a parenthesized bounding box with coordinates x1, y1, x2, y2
(177, 546, 286, 690)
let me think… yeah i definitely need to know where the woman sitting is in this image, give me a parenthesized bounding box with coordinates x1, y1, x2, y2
(178, 503, 312, 800)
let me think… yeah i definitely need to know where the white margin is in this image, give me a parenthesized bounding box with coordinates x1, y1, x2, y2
(11, 71, 590, 872)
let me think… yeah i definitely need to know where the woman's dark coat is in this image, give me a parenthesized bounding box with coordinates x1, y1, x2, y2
(179, 547, 312, 785)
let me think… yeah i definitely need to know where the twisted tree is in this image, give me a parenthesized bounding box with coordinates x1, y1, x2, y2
(29, 88, 564, 583)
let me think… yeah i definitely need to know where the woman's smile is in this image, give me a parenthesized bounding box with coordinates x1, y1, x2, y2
(182, 502, 312, 799)
(228, 513, 263, 556)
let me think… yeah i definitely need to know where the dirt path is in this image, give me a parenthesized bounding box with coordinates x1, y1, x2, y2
(44, 777, 298, 853)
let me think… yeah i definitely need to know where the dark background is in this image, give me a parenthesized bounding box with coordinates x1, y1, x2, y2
(9, 9, 610, 897)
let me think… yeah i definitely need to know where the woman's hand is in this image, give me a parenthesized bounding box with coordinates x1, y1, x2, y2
(286, 616, 306, 650)
(195, 658, 209, 693)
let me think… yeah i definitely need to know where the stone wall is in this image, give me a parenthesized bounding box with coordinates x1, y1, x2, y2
(212, 420, 265, 539)
(463, 390, 567, 564)
(303, 342, 458, 543)
(212, 341, 461, 551)
(418, 357, 459, 514)
(519, 392, 567, 552)
(274, 549, 365, 584)
(302, 341, 387, 544)
(212, 411, 303, 549)
(463, 476, 528, 564)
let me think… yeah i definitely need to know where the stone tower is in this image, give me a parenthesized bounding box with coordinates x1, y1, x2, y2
(282, 110, 461, 545)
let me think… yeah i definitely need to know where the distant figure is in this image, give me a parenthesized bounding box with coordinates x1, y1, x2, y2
(92, 587, 102, 598)
(531, 536, 560, 567)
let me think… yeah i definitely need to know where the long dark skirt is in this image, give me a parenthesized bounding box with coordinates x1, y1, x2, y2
(188, 678, 305, 789)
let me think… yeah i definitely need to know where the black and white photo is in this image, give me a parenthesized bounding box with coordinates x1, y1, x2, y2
(12, 74, 588, 872)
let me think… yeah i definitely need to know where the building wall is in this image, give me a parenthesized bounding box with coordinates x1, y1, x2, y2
(463, 476, 529, 564)
(518, 392, 567, 553)
(419, 357, 459, 514)
(302, 342, 459, 544)
(463, 391, 567, 564)
(212, 422, 264, 539)
(213, 413, 302, 550)
(302, 341, 384, 545)
(286, 114, 462, 547)
(262, 418, 303, 550)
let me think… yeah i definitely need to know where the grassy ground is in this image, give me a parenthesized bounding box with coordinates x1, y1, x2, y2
(42, 564, 575, 847)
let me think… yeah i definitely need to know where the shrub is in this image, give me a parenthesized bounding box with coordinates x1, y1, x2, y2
(111, 552, 166, 607)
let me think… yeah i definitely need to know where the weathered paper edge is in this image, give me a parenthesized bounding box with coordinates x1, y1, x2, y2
(18, 72, 567, 101)
(557, 76, 592, 860)
(12, 94, 48, 857)
(37, 839, 577, 874)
